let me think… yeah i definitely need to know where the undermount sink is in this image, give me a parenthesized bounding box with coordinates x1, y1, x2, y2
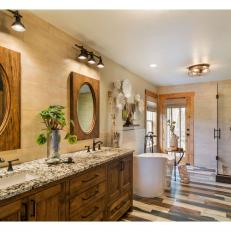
(93, 148, 120, 156)
(0, 172, 39, 190)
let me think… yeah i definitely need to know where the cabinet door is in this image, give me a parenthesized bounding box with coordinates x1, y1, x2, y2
(121, 155, 133, 192)
(29, 184, 65, 221)
(107, 160, 121, 202)
(0, 200, 22, 221)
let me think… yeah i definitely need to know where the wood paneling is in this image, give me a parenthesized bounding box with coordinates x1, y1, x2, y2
(0, 46, 21, 151)
(70, 72, 99, 140)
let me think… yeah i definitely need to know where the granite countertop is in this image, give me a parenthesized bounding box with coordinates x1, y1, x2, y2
(0, 147, 133, 202)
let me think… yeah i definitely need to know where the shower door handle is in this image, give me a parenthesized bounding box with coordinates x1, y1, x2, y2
(214, 128, 221, 139)
(218, 128, 221, 139)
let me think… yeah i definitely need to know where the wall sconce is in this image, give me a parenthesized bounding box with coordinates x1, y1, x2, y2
(187, 63, 210, 77)
(8, 10, 26, 32)
(75, 44, 104, 68)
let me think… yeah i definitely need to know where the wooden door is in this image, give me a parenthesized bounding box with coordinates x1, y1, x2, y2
(28, 184, 65, 221)
(0, 200, 22, 221)
(159, 92, 194, 165)
(120, 156, 133, 192)
(107, 160, 121, 202)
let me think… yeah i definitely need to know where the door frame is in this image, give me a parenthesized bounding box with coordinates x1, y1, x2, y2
(159, 92, 195, 165)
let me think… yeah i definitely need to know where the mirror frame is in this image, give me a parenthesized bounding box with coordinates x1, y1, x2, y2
(0, 46, 21, 151)
(70, 72, 99, 140)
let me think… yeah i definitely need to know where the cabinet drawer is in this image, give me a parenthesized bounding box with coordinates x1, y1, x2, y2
(70, 166, 106, 195)
(70, 181, 106, 214)
(70, 197, 105, 221)
(107, 192, 132, 221)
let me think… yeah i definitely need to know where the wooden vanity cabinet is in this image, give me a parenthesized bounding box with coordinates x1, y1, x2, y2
(0, 152, 133, 221)
(0, 200, 22, 221)
(107, 155, 133, 221)
(120, 155, 133, 193)
(28, 183, 65, 221)
(67, 165, 107, 221)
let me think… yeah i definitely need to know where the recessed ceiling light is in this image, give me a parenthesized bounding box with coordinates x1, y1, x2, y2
(149, 64, 157, 68)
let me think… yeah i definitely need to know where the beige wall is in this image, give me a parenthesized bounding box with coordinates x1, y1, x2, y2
(158, 81, 229, 170)
(0, 11, 156, 163)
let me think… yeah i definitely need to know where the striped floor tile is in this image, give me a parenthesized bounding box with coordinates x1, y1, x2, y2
(121, 167, 231, 221)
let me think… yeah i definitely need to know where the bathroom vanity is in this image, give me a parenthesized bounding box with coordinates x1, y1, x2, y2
(0, 148, 133, 221)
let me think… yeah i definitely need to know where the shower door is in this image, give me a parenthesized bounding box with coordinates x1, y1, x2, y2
(216, 82, 231, 183)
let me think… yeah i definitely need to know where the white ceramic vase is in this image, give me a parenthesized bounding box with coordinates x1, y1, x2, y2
(170, 133, 178, 150)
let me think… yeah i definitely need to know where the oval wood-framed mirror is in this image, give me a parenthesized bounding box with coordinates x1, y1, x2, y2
(70, 72, 99, 140)
(0, 64, 11, 136)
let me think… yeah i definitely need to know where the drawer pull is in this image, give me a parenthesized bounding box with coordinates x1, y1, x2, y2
(30, 200, 36, 217)
(82, 187, 99, 201)
(82, 174, 98, 183)
(81, 206, 99, 219)
(21, 202, 28, 221)
(111, 199, 128, 214)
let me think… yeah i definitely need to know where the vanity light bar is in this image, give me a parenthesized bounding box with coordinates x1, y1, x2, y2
(75, 44, 104, 68)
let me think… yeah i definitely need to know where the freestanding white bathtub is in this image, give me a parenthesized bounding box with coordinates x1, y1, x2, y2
(133, 153, 174, 198)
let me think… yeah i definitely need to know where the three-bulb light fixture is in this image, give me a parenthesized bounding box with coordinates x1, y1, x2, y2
(75, 44, 104, 68)
(187, 63, 210, 77)
(8, 10, 26, 32)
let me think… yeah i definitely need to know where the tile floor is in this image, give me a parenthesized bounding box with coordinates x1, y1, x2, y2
(121, 167, 231, 221)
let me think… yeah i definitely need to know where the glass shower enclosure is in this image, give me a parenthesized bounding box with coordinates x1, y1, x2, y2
(216, 82, 231, 183)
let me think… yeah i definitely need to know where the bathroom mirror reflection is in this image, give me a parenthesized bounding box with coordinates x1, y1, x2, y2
(77, 83, 94, 133)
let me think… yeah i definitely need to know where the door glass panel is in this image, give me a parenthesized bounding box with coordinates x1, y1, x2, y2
(146, 102, 157, 146)
(166, 106, 186, 150)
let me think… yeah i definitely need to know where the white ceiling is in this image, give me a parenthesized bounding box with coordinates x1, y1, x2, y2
(32, 10, 231, 86)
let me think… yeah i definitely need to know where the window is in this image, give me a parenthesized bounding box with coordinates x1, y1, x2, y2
(146, 110, 157, 146)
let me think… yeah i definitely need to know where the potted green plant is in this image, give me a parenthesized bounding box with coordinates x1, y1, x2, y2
(167, 119, 178, 150)
(36, 105, 77, 159)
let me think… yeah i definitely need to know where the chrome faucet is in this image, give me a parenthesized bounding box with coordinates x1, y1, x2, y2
(92, 139, 103, 151)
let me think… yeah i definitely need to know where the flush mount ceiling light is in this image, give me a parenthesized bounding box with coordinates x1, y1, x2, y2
(75, 44, 104, 68)
(187, 63, 210, 77)
(8, 10, 26, 32)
